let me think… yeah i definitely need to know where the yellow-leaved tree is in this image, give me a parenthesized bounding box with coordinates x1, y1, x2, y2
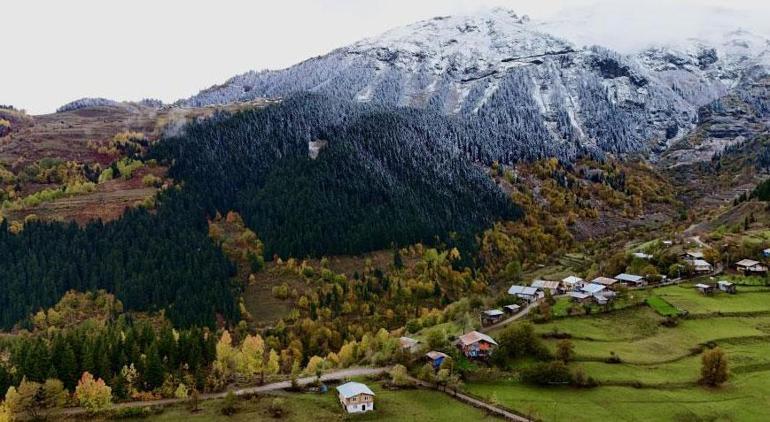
(75, 372, 112, 413)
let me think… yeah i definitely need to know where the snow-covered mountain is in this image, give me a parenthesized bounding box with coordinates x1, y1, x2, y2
(181, 8, 770, 160)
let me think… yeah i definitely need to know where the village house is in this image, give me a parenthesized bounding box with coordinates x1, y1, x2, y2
(581, 283, 607, 296)
(592, 277, 619, 289)
(615, 273, 646, 287)
(662, 240, 674, 247)
(336, 382, 375, 414)
(632, 252, 653, 260)
(568, 291, 592, 304)
(735, 259, 768, 275)
(425, 351, 448, 369)
(692, 259, 714, 274)
(531, 279, 561, 294)
(508, 285, 540, 303)
(561, 275, 584, 291)
(399, 336, 420, 353)
(503, 304, 521, 315)
(684, 251, 705, 261)
(457, 331, 498, 359)
(718, 280, 737, 294)
(481, 309, 505, 326)
(695, 283, 715, 295)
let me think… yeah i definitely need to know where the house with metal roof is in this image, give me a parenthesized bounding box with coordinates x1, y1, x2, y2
(457, 331, 498, 359)
(503, 304, 521, 314)
(581, 283, 607, 295)
(336, 382, 375, 414)
(425, 351, 448, 369)
(615, 273, 646, 287)
(736, 259, 768, 274)
(718, 280, 737, 294)
(568, 291, 591, 303)
(695, 283, 715, 295)
(531, 279, 561, 293)
(692, 259, 713, 274)
(399, 336, 420, 352)
(591, 277, 618, 287)
(561, 275, 584, 290)
(508, 285, 540, 302)
(481, 309, 505, 326)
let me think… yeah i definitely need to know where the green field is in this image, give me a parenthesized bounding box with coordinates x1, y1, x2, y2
(109, 382, 494, 422)
(464, 286, 770, 421)
(646, 295, 682, 316)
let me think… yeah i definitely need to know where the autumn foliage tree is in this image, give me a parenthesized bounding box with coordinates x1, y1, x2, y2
(75, 372, 112, 413)
(700, 347, 729, 387)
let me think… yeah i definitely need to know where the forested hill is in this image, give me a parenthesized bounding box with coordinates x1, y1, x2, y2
(0, 191, 238, 330)
(154, 94, 521, 258)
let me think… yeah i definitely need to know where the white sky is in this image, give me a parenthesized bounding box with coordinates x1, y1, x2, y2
(3, 0, 769, 114)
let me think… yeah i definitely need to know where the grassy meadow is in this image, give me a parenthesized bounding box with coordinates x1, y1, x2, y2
(466, 279, 770, 421)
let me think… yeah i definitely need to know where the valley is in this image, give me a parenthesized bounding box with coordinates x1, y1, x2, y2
(2, 5, 770, 422)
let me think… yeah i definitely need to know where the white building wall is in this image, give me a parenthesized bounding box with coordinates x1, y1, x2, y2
(345, 402, 374, 413)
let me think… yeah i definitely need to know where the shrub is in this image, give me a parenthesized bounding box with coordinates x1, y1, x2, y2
(268, 398, 286, 418)
(220, 391, 238, 416)
(521, 361, 572, 386)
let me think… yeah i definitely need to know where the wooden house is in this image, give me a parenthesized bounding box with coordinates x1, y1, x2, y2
(561, 275, 584, 291)
(508, 285, 540, 302)
(481, 309, 505, 326)
(735, 259, 768, 274)
(692, 259, 713, 274)
(503, 304, 521, 315)
(568, 291, 591, 304)
(336, 382, 375, 414)
(457, 331, 498, 359)
(399, 336, 420, 352)
(591, 277, 619, 289)
(531, 279, 561, 294)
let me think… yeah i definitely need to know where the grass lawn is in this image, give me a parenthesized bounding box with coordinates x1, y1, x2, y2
(107, 382, 495, 422)
(646, 295, 683, 316)
(465, 369, 770, 422)
(656, 284, 770, 315)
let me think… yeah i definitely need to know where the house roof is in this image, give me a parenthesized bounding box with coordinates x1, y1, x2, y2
(508, 285, 538, 296)
(593, 294, 608, 303)
(718, 280, 734, 286)
(693, 259, 712, 267)
(581, 283, 606, 294)
(632, 252, 653, 259)
(592, 277, 618, 286)
(531, 280, 560, 290)
(504, 304, 521, 311)
(686, 251, 705, 259)
(336, 382, 375, 398)
(695, 283, 712, 289)
(562, 275, 584, 284)
(569, 291, 590, 299)
(458, 331, 498, 346)
(399, 337, 419, 348)
(483, 309, 504, 317)
(615, 273, 644, 283)
(425, 351, 448, 360)
(736, 259, 760, 267)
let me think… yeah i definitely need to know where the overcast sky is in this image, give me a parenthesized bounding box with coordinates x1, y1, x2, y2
(4, 0, 769, 114)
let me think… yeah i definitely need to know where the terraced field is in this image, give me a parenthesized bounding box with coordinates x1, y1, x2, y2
(464, 282, 770, 421)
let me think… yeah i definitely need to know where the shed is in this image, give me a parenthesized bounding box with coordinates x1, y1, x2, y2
(481, 309, 505, 326)
(425, 351, 448, 369)
(718, 280, 737, 294)
(568, 291, 591, 303)
(695, 283, 715, 295)
(503, 304, 521, 314)
(399, 336, 420, 352)
(632, 252, 653, 260)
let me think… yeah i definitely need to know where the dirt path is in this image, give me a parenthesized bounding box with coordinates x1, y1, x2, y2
(408, 377, 530, 422)
(63, 367, 388, 415)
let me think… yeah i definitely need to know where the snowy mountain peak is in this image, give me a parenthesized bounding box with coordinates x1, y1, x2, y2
(345, 8, 574, 76)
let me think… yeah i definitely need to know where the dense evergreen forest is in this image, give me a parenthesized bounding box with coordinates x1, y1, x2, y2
(0, 191, 237, 330)
(154, 94, 521, 258)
